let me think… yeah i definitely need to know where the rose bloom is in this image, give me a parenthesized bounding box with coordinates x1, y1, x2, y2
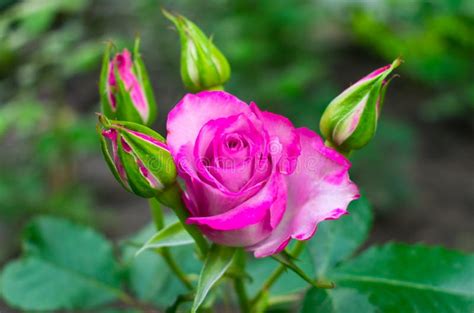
(167, 91, 359, 257)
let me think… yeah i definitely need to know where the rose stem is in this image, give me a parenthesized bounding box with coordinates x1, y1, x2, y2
(155, 182, 209, 257)
(251, 241, 306, 307)
(233, 249, 250, 313)
(148, 198, 194, 290)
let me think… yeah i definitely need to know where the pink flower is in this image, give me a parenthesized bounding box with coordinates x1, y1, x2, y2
(166, 91, 359, 257)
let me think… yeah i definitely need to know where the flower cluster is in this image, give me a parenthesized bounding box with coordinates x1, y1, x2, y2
(98, 12, 399, 258)
(166, 91, 359, 257)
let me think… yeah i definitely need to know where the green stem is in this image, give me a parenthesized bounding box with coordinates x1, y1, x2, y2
(156, 183, 209, 257)
(234, 278, 250, 313)
(233, 249, 250, 313)
(251, 241, 306, 307)
(148, 198, 194, 290)
(161, 248, 194, 290)
(148, 198, 164, 229)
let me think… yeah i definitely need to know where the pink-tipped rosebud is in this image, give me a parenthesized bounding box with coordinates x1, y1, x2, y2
(97, 114, 176, 198)
(163, 9, 231, 92)
(100, 39, 157, 126)
(320, 58, 402, 153)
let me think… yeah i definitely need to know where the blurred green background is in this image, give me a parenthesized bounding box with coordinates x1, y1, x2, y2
(0, 0, 473, 309)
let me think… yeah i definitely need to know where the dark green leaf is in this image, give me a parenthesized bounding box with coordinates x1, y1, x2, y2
(136, 221, 194, 256)
(192, 244, 236, 313)
(329, 243, 474, 313)
(308, 196, 373, 275)
(300, 288, 375, 313)
(0, 216, 122, 310)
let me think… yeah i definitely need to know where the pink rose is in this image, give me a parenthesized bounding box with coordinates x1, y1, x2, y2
(166, 91, 359, 257)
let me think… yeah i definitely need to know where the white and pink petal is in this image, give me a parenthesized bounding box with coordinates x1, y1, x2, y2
(250, 102, 301, 175)
(167, 91, 252, 157)
(187, 172, 285, 231)
(249, 128, 359, 258)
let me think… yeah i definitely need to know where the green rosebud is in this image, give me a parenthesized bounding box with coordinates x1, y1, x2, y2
(320, 58, 402, 153)
(97, 114, 176, 198)
(100, 39, 157, 126)
(163, 9, 231, 92)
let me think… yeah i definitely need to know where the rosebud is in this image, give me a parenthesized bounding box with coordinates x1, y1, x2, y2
(100, 39, 157, 126)
(97, 114, 176, 198)
(163, 10, 231, 92)
(320, 58, 401, 153)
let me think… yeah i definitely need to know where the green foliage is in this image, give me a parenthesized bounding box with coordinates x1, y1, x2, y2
(1, 193, 471, 313)
(0, 216, 123, 311)
(192, 244, 236, 312)
(302, 193, 474, 313)
(0, 101, 100, 268)
(121, 222, 201, 308)
(0, 0, 113, 263)
(302, 243, 474, 313)
(350, 0, 474, 121)
(0, 99, 44, 138)
(246, 195, 372, 301)
(308, 196, 373, 276)
(301, 288, 375, 313)
(300, 195, 474, 313)
(0, 101, 98, 221)
(136, 221, 194, 255)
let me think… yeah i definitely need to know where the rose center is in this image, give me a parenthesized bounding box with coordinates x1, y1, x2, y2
(224, 134, 245, 152)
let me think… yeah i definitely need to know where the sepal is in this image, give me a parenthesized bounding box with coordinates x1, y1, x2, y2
(97, 114, 177, 198)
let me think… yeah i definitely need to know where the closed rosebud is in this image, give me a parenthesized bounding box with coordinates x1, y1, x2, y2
(163, 10, 231, 92)
(100, 39, 157, 126)
(320, 58, 402, 153)
(97, 114, 176, 198)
